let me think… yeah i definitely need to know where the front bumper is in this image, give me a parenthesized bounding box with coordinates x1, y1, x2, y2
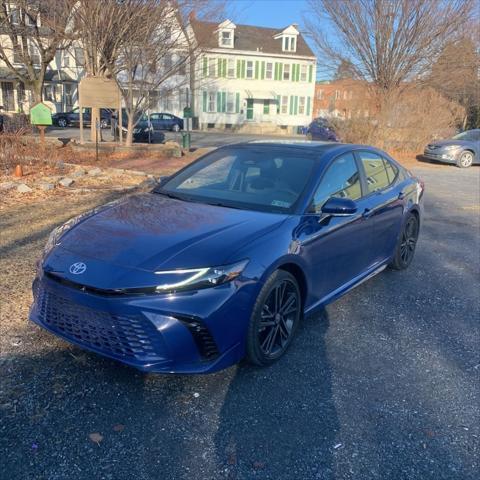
(423, 149, 461, 163)
(29, 271, 258, 374)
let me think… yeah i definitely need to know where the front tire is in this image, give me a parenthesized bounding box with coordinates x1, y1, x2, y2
(246, 270, 302, 366)
(390, 213, 419, 270)
(456, 150, 474, 168)
(172, 124, 180, 132)
(57, 118, 67, 128)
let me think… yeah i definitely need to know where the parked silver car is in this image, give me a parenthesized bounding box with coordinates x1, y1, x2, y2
(423, 129, 480, 168)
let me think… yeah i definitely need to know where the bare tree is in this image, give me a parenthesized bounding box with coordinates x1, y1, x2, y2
(0, 0, 75, 105)
(305, 0, 474, 130)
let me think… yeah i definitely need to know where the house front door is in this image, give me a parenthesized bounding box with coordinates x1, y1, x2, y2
(246, 99, 254, 120)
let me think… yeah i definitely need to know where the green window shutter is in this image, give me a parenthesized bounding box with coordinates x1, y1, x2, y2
(263, 100, 269, 114)
(223, 59, 227, 77)
(236, 93, 240, 113)
(289, 96, 293, 115)
(203, 57, 208, 77)
(308, 65, 313, 82)
(221, 92, 226, 112)
(276, 95, 281, 113)
(306, 96, 311, 115)
(255, 60, 259, 79)
(279, 63, 283, 80)
(202, 91, 207, 112)
(261, 61, 265, 80)
(292, 64, 296, 82)
(294, 96, 298, 114)
(241, 60, 246, 78)
(217, 92, 221, 112)
(217, 58, 222, 77)
(297, 64, 301, 81)
(274, 63, 279, 80)
(236, 59, 241, 78)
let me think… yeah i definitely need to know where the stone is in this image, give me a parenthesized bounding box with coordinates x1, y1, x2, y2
(37, 182, 55, 191)
(17, 183, 33, 193)
(88, 167, 102, 176)
(58, 177, 74, 187)
(0, 182, 17, 191)
(72, 169, 86, 178)
(128, 170, 147, 177)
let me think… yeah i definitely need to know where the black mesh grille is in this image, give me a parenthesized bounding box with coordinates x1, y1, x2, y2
(177, 316, 220, 360)
(35, 286, 163, 361)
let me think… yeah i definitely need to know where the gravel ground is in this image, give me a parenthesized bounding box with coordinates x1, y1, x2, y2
(0, 165, 479, 480)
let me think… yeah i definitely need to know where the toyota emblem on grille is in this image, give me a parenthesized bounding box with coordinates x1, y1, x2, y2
(69, 262, 87, 275)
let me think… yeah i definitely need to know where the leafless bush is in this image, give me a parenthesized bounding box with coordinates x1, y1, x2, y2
(331, 86, 464, 152)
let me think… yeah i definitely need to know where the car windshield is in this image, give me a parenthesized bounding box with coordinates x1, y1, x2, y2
(453, 130, 480, 141)
(156, 147, 316, 213)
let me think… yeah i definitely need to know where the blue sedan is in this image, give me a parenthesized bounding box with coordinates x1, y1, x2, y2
(30, 142, 424, 373)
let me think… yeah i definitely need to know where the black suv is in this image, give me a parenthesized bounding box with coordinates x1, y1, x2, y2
(52, 107, 111, 128)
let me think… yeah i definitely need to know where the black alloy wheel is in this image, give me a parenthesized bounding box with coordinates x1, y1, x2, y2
(247, 270, 302, 365)
(390, 213, 419, 270)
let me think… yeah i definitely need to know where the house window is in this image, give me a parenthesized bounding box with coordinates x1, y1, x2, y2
(1, 82, 14, 111)
(208, 58, 216, 77)
(282, 36, 296, 52)
(317, 89, 324, 100)
(300, 64, 307, 82)
(63, 54, 70, 68)
(246, 61, 254, 79)
(29, 44, 40, 66)
(178, 55, 187, 76)
(283, 64, 290, 81)
(335, 90, 340, 100)
(208, 91, 216, 112)
(13, 44, 22, 64)
(265, 62, 273, 80)
(227, 58, 235, 78)
(281, 95, 288, 114)
(164, 54, 172, 71)
(75, 48, 85, 67)
(298, 96, 305, 115)
(220, 30, 232, 47)
(226, 92, 235, 113)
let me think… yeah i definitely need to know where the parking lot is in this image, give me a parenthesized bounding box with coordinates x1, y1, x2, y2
(0, 163, 479, 479)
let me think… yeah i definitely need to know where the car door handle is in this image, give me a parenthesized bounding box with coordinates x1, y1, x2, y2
(362, 208, 373, 218)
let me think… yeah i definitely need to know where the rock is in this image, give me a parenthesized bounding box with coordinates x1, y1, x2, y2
(17, 183, 33, 193)
(88, 167, 102, 176)
(72, 169, 86, 178)
(59, 177, 74, 187)
(128, 170, 147, 177)
(0, 182, 17, 191)
(37, 182, 55, 191)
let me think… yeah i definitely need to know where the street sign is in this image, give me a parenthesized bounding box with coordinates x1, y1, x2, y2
(183, 106, 192, 118)
(30, 102, 52, 126)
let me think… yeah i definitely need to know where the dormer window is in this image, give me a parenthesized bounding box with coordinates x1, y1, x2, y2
(283, 36, 296, 52)
(217, 20, 236, 49)
(221, 31, 232, 47)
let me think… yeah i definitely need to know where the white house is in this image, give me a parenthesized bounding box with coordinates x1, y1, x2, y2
(189, 18, 317, 134)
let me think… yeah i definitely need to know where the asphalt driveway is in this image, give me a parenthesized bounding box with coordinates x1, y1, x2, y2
(0, 165, 478, 480)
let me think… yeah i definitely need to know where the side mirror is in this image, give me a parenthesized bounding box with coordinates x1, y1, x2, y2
(158, 175, 170, 184)
(321, 197, 357, 216)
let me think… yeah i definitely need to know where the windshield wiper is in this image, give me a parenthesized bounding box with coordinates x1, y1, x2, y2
(203, 201, 244, 210)
(153, 189, 188, 201)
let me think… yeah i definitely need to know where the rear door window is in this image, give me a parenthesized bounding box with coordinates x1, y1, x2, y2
(358, 151, 392, 194)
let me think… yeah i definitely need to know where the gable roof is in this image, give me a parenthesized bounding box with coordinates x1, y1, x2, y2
(190, 19, 315, 57)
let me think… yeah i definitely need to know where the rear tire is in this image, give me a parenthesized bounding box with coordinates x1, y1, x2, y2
(57, 118, 67, 128)
(172, 124, 180, 132)
(456, 151, 474, 168)
(246, 270, 302, 366)
(389, 213, 419, 270)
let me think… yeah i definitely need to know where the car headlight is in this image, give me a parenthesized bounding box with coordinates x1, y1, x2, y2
(444, 145, 461, 151)
(152, 260, 249, 293)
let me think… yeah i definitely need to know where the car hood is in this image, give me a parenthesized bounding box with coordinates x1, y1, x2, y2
(44, 193, 287, 287)
(427, 139, 473, 148)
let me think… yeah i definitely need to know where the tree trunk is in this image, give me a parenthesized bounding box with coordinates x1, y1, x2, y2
(125, 113, 134, 147)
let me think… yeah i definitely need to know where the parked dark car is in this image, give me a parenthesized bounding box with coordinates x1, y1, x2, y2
(149, 112, 184, 132)
(307, 117, 339, 142)
(423, 129, 480, 168)
(115, 114, 158, 143)
(31, 141, 423, 374)
(52, 107, 111, 129)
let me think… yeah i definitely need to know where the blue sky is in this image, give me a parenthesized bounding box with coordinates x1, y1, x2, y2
(229, 0, 311, 29)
